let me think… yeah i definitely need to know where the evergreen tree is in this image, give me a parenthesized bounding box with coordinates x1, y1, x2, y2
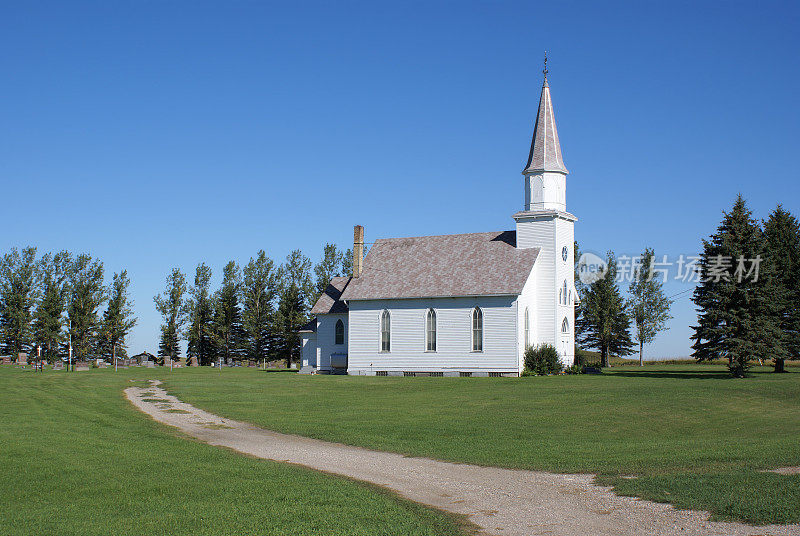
(576, 251, 634, 367)
(33, 251, 71, 362)
(241, 251, 279, 363)
(66, 254, 106, 360)
(274, 283, 306, 368)
(573, 242, 586, 355)
(691, 195, 779, 377)
(154, 268, 188, 365)
(100, 270, 137, 362)
(186, 263, 214, 366)
(273, 250, 313, 367)
(313, 244, 343, 303)
(573, 241, 592, 366)
(211, 261, 244, 365)
(0, 247, 40, 357)
(762, 205, 800, 372)
(627, 248, 673, 366)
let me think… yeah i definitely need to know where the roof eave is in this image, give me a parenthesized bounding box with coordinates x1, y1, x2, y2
(512, 209, 578, 222)
(522, 166, 569, 175)
(343, 292, 522, 302)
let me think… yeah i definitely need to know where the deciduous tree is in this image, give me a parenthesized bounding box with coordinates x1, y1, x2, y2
(0, 247, 40, 357)
(313, 244, 343, 304)
(283, 250, 315, 310)
(66, 254, 106, 360)
(341, 248, 353, 277)
(627, 248, 673, 366)
(33, 251, 71, 361)
(101, 270, 137, 362)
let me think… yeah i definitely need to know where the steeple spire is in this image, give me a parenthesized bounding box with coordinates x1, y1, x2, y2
(542, 51, 548, 87)
(522, 59, 567, 175)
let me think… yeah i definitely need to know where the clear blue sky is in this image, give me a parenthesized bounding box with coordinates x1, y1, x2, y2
(2, 1, 798, 358)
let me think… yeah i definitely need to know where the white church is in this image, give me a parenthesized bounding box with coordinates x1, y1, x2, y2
(300, 69, 576, 377)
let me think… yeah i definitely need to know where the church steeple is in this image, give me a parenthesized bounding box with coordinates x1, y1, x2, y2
(520, 56, 569, 212)
(523, 55, 568, 175)
(513, 56, 577, 369)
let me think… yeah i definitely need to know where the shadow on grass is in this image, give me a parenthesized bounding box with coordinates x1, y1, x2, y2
(607, 369, 736, 380)
(608, 367, 790, 380)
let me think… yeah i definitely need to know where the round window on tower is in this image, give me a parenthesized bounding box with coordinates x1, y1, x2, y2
(562, 246, 569, 262)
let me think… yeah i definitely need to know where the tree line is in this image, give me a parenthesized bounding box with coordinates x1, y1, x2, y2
(0, 248, 136, 362)
(155, 244, 353, 367)
(575, 196, 799, 377)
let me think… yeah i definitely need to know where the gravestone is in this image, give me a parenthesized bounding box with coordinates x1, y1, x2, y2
(144, 361, 155, 368)
(52, 361, 64, 370)
(75, 361, 90, 371)
(190, 356, 198, 367)
(17, 353, 28, 365)
(1, 355, 11, 365)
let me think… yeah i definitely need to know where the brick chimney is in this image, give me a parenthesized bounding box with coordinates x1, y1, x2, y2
(353, 225, 364, 278)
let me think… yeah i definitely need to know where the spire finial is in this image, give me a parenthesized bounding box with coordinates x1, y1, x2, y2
(543, 51, 548, 82)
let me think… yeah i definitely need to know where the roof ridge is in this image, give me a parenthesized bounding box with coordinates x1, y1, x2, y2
(375, 230, 514, 242)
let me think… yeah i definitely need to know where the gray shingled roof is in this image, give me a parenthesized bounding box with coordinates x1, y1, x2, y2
(523, 81, 568, 174)
(310, 276, 351, 315)
(340, 231, 538, 301)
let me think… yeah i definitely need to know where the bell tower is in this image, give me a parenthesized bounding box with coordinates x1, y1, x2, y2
(522, 55, 569, 211)
(514, 55, 577, 367)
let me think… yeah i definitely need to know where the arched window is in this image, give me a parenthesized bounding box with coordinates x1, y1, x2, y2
(524, 307, 530, 349)
(425, 309, 437, 352)
(335, 319, 345, 345)
(472, 307, 483, 352)
(561, 280, 568, 305)
(380, 310, 391, 352)
(562, 317, 569, 334)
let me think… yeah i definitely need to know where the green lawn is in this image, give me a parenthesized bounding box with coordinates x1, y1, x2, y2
(0, 367, 469, 536)
(163, 364, 800, 525)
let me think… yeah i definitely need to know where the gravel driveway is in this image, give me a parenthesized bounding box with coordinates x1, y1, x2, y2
(126, 381, 798, 536)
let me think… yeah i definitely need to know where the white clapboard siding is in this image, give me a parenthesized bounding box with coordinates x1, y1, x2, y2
(347, 296, 518, 374)
(516, 217, 556, 350)
(301, 332, 317, 368)
(516, 267, 537, 373)
(555, 217, 576, 366)
(315, 313, 348, 371)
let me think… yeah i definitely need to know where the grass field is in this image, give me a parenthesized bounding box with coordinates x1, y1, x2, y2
(162, 364, 800, 525)
(0, 367, 468, 536)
